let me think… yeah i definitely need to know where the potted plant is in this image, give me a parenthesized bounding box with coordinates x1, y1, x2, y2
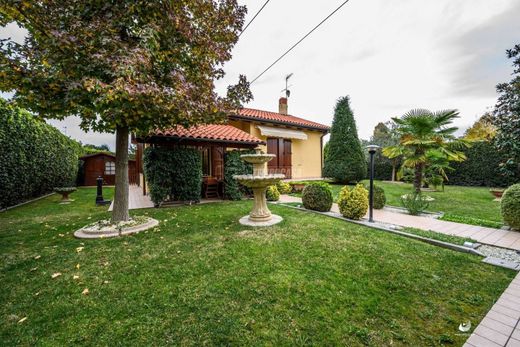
(490, 188, 505, 200)
(54, 187, 77, 203)
(290, 182, 306, 193)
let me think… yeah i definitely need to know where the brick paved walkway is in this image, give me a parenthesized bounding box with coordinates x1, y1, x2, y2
(278, 195, 520, 251)
(464, 272, 520, 347)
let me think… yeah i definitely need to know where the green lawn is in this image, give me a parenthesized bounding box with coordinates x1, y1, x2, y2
(1, 188, 514, 346)
(294, 181, 503, 226)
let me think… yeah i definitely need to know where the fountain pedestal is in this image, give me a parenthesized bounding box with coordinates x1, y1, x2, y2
(234, 150, 285, 227)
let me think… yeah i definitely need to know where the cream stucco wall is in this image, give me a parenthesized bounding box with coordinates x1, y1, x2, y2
(229, 120, 324, 179)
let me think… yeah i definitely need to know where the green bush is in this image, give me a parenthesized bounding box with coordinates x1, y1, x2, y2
(266, 185, 280, 201)
(302, 182, 333, 212)
(448, 141, 520, 187)
(401, 192, 429, 216)
(501, 184, 520, 230)
(143, 147, 202, 205)
(364, 184, 386, 209)
(338, 184, 368, 220)
(276, 181, 292, 194)
(0, 100, 81, 209)
(223, 150, 253, 200)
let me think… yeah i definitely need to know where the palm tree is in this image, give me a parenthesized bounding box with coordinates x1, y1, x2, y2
(383, 109, 468, 193)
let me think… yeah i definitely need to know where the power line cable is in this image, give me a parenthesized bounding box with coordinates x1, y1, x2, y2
(250, 0, 351, 84)
(239, 0, 271, 38)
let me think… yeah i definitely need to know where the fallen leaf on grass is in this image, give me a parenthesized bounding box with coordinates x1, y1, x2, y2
(76, 264, 80, 269)
(76, 247, 84, 253)
(59, 234, 64, 237)
(51, 272, 62, 279)
(18, 317, 27, 324)
(34, 255, 41, 260)
(73, 275, 80, 280)
(30, 267, 38, 272)
(82, 288, 89, 295)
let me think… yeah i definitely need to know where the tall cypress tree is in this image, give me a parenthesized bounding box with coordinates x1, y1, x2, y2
(323, 96, 367, 183)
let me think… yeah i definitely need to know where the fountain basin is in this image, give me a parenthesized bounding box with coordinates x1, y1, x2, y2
(233, 174, 285, 188)
(233, 150, 284, 226)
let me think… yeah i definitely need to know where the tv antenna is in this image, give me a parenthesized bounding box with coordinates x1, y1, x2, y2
(281, 73, 293, 98)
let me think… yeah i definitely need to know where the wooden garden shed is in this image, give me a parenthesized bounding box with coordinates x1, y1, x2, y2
(79, 152, 137, 186)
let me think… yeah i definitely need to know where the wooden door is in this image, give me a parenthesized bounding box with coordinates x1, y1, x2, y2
(267, 138, 279, 175)
(266, 138, 292, 178)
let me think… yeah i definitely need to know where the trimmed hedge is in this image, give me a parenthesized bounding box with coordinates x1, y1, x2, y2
(266, 185, 280, 201)
(364, 184, 386, 209)
(276, 181, 292, 194)
(224, 149, 253, 200)
(302, 182, 333, 212)
(143, 146, 202, 205)
(338, 184, 368, 220)
(0, 100, 80, 209)
(447, 141, 519, 187)
(501, 184, 520, 230)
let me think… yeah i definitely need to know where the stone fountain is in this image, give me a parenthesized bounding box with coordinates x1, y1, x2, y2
(234, 149, 285, 226)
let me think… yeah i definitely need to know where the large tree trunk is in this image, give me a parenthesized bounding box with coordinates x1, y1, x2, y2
(413, 163, 423, 193)
(112, 126, 130, 223)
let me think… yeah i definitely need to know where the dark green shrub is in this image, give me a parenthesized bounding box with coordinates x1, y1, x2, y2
(266, 185, 280, 201)
(323, 96, 367, 183)
(143, 147, 202, 205)
(223, 149, 253, 200)
(501, 184, 520, 230)
(401, 192, 429, 215)
(0, 100, 81, 209)
(364, 184, 386, 209)
(338, 184, 368, 219)
(447, 141, 519, 187)
(302, 182, 333, 212)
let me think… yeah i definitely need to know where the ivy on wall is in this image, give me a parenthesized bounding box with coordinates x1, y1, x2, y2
(223, 150, 253, 200)
(143, 146, 202, 205)
(0, 100, 80, 209)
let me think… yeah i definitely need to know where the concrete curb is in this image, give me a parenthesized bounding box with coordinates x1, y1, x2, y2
(0, 193, 55, 213)
(74, 218, 159, 239)
(273, 202, 485, 257)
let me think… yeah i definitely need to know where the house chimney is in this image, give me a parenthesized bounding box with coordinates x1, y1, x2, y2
(279, 97, 288, 115)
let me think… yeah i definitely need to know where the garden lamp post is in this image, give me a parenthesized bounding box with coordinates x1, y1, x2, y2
(366, 145, 380, 222)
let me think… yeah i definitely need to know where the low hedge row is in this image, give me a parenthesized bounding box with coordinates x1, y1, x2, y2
(143, 146, 202, 205)
(0, 100, 80, 209)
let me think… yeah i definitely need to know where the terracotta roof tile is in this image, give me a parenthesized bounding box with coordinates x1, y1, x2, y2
(152, 124, 264, 144)
(233, 108, 330, 131)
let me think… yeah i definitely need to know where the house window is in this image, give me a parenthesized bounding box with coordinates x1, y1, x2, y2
(105, 161, 115, 175)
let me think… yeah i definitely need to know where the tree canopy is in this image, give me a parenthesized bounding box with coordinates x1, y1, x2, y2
(493, 44, 520, 177)
(0, 1, 252, 222)
(383, 109, 468, 192)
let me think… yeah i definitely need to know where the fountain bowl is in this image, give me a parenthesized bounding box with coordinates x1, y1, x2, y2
(240, 153, 276, 165)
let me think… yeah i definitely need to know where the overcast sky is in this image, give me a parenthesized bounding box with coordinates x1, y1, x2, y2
(1, 0, 519, 150)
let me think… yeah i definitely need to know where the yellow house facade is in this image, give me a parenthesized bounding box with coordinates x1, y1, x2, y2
(134, 97, 329, 197)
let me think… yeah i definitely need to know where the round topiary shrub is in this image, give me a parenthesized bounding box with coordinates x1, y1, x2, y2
(501, 184, 520, 230)
(266, 185, 280, 201)
(276, 181, 292, 194)
(364, 184, 386, 209)
(302, 182, 333, 212)
(338, 183, 369, 220)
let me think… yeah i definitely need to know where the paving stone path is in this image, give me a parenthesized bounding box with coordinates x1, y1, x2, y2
(278, 195, 520, 251)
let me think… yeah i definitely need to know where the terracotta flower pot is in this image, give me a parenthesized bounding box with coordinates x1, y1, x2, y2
(490, 189, 505, 199)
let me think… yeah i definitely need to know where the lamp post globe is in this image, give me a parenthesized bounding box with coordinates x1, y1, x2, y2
(366, 145, 380, 222)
